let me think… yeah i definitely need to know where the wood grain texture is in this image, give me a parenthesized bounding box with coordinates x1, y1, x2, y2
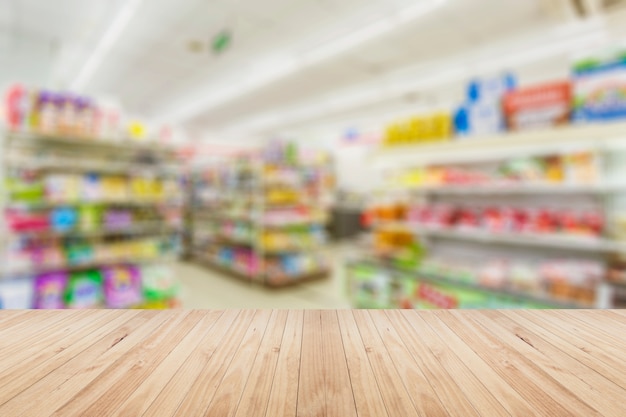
(0, 309, 624, 417)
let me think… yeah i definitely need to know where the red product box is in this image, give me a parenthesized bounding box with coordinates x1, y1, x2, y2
(503, 81, 572, 131)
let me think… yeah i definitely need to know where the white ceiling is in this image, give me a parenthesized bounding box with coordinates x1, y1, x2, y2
(2, 0, 626, 141)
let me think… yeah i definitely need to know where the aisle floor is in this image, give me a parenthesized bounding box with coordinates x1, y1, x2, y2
(176, 245, 353, 309)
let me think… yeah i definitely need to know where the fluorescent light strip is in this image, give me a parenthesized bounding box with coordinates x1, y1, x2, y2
(223, 27, 608, 137)
(161, 0, 447, 123)
(71, 0, 143, 91)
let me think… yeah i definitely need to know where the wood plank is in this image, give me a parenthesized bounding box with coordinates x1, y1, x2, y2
(523, 310, 626, 372)
(407, 311, 537, 417)
(336, 310, 389, 417)
(233, 310, 288, 417)
(394, 310, 512, 417)
(351, 310, 420, 416)
(0, 310, 92, 372)
(141, 310, 242, 417)
(0, 310, 167, 416)
(367, 311, 455, 417)
(50, 310, 204, 417)
(296, 310, 326, 417)
(0, 310, 137, 402)
(0, 310, 49, 329)
(440, 310, 601, 417)
(472, 310, 626, 417)
(320, 310, 358, 417)
(507, 311, 626, 391)
(166, 309, 257, 417)
(552, 310, 626, 344)
(514, 310, 626, 384)
(200, 310, 273, 417)
(264, 310, 304, 417)
(0, 310, 122, 374)
(585, 310, 626, 331)
(109, 310, 224, 416)
(0, 310, 624, 417)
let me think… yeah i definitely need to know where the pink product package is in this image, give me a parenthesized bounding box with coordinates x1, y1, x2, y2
(103, 265, 142, 308)
(6, 211, 49, 232)
(34, 272, 69, 309)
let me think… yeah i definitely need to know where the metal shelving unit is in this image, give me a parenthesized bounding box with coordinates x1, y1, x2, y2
(353, 122, 626, 308)
(1, 129, 184, 289)
(188, 152, 332, 287)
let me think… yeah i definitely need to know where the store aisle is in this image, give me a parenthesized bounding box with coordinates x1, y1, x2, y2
(177, 244, 353, 308)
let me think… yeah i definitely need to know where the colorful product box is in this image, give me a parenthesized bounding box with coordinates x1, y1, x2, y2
(503, 81, 572, 130)
(103, 265, 142, 308)
(65, 270, 103, 308)
(572, 53, 626, 122)
(34, 272, 68, 309)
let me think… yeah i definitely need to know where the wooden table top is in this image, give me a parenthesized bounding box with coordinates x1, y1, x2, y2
(0, 309, 625, 417)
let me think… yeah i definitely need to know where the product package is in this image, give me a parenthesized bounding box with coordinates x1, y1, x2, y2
(572, 51, 626, 122)
(50, 207, 78, 232)
(503, 81, 572, 130)
(140, 264, 179, 302)
(103, 265, 142, 308)
(0, 278, 34, 309)
(34, 272, 69, 309)
(65, 270, 103, 308)
(454, 73, 516, 137)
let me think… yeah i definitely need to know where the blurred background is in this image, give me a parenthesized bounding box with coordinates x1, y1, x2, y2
(2, 0, 626, 309)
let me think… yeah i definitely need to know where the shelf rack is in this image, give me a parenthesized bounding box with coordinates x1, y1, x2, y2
(355, 121, 626, 309)
(0, 128, 185, 307)
(188, 149, 333, 287)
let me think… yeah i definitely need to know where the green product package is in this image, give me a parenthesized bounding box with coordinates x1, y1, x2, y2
(79, 205, 102, 231)
(7, 178, 44, 203)
(390, 274, 418, 309)
(65, 270, 103, 308)
(347, 263, 391, 309)
(141, 265, 180, 302)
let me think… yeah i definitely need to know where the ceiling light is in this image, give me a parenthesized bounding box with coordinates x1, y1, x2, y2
(159, 0, 447, 124)
(223, 25, 608, 136)
(71, 0, 143, 91)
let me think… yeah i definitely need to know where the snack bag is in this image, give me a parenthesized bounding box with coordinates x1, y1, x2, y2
(65, 270, 103, 308)
(103, 265, 142, 308)
(34, 272, 68, 309)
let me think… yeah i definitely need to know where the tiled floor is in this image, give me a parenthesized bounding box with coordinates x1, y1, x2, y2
(176, 245, 353, 309)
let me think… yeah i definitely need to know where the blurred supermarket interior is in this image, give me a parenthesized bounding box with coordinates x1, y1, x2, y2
(2, 0, 626, 309)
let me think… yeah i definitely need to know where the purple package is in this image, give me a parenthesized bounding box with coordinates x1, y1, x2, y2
(103, 265, 142, 308)
(103, 210, 132, 229)
(34, 272, 68, 309)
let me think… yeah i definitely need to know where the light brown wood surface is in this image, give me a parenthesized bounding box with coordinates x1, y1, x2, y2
(0, 310, 624, 417)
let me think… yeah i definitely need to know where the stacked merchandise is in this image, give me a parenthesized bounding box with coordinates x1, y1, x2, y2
(0, 263, 180, 309)
(189, 142, 334, 286)
(1, 86, 184, 309)
(381, 47, 626, 148)
(350, 140, 626, 308)
(391, 152, 600, 189)
(3, 84, 171, 142)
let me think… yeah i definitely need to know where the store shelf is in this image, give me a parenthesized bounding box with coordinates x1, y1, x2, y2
(7, 200, 184, 210)
(411, 183, 626, 195)
(376, 222, 626, 252)
(264, 268, 329, 287)
(348, 259, 589, 308)
(263, 245, 325, 255)
(191, 253, 257, 281)
(8, 223, 181, 239)
(3, 255, 179, 278)
(4, 158, 181, 176)
(371, 121, 626, 167)
(5, 130, 177, 155)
